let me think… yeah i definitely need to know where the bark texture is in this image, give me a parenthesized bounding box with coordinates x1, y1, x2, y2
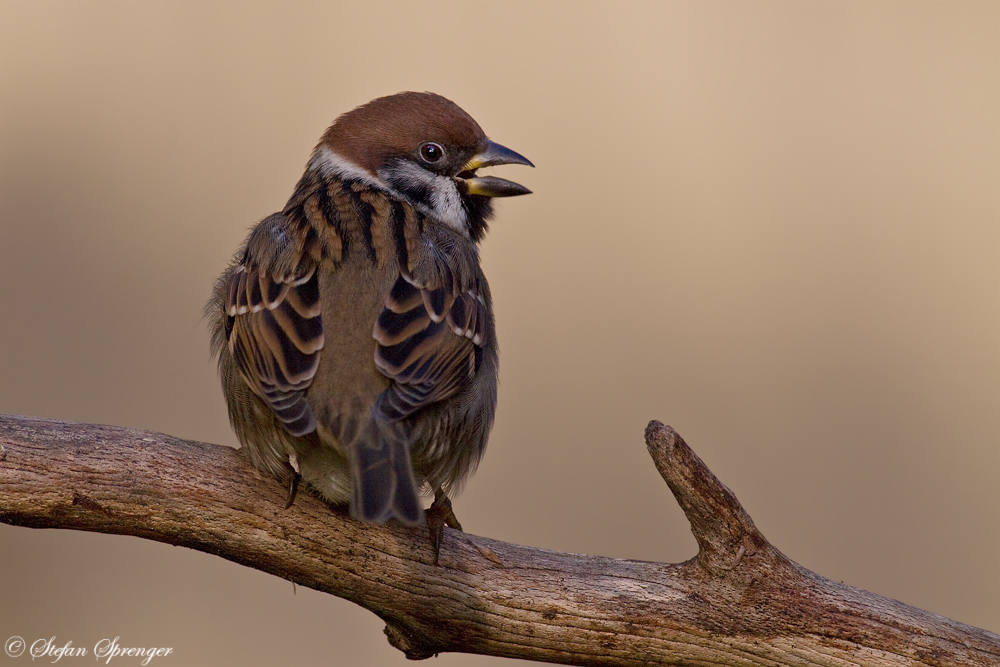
(1, 413, 997, 666)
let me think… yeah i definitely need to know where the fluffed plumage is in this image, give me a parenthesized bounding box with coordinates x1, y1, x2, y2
(208, 92, 531, 529)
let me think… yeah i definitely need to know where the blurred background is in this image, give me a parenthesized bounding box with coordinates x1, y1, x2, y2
(1, 2, 997, 665)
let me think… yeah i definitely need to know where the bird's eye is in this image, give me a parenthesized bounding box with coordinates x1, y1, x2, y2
(419, 142, 445, 163)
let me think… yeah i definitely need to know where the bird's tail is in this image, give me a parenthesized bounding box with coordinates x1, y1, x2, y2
(348, 416, 423, 525)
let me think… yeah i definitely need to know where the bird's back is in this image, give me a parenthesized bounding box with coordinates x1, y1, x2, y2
(211, 91, 529, 528)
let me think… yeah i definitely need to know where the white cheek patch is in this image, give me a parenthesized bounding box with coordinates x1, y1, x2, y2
(310, 146, 385, 189)
(428, 176, 469, 236)
(377, 161, 470, 237)
(311, 146, 470, 237)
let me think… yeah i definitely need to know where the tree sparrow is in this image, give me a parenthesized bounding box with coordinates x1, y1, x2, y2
(208, 92, 532, 554)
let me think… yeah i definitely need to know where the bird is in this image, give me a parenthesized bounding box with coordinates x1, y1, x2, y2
(207, 92, 532, 557)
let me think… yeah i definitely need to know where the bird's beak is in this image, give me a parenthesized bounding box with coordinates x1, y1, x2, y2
(460, 140, 534, 197)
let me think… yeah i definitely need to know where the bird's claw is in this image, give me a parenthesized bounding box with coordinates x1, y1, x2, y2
(284, 472, 301, 509)
(427, 490, 463, 565)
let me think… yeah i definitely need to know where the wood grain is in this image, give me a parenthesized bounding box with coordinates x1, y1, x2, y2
(1, 414, 996, 666)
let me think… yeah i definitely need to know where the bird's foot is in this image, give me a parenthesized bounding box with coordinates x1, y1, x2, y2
(284, 472, 301, 509)
(427, 489, 463, 566)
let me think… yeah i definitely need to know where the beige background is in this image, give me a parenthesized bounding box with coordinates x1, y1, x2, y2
(1, 2, 997, 665)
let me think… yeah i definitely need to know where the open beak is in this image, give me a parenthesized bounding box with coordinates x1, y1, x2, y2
(460, 140, 534, 197)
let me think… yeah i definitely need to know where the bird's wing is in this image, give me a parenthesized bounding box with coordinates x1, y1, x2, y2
(223, 214, 324, 436)
(372, 226, 490, 421)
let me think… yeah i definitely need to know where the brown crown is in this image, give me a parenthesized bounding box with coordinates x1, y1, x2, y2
(319, 92, 487, 175)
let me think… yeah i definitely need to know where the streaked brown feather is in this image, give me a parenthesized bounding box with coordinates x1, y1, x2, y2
(361, 189, 394, 269)
(372, 222, 489, 422)
(223, 214, 324, 436)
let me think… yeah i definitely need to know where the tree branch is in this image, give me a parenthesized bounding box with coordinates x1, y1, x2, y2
(0, 413, 996, 666)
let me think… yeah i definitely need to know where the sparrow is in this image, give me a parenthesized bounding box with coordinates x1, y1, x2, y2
(208, 92, 532, 555)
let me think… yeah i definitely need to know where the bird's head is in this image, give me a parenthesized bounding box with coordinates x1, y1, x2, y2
(310, 91, 533, 241)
